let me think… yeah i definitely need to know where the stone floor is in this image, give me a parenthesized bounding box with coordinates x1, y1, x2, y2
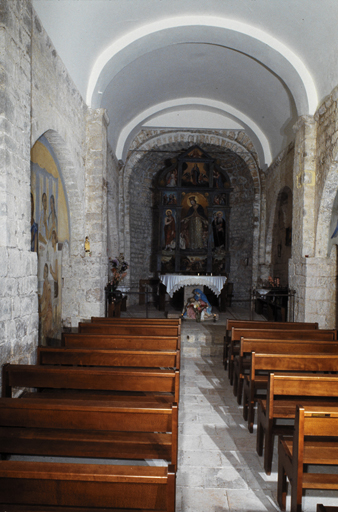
(13, 304, 338, 511)
(174, 306, 338, 512)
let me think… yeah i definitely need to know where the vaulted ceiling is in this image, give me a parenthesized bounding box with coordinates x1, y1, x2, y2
(33, 0, 338, 170)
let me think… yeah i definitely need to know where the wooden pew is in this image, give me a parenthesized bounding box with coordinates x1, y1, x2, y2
(236, 338, 338, 405)
(38, 346, 180, 370)
(78, 322, 180, 338)
(278, 405, 338, 512)
(2, 364, 180, 403)
(224, 319, 318, 368)
(0, 396, 178, 469)
(0, 460, 176, 511)
(62, 333, 181, 351)
(317, 506, 338, 512)
(241, 338, 338, 418)
(256, 373, 338, 474)
(228, 328, 336, 384)
(91, 316, 181, 325)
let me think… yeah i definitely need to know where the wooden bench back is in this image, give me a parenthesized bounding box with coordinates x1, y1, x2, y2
(298, 404, 338, 438)
(0, 396, 178, 467)
(0, 396, 176, 432)
(232, 327, 336, 341)
(251, 352, 338, 376)
(62, 333, 180, 351)
(2, 364, 180, 402)
(269, 373, 338, 401)
(79, 322, 180, 337)
(226, 319, 318, 331)
(240, 338, 338, 357)
(0, 461, 176, 511)
(91, 316, 181, 325)
(38, 346, 180, 370)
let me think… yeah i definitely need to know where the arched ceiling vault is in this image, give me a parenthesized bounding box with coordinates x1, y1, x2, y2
(33, 1, 338, 170)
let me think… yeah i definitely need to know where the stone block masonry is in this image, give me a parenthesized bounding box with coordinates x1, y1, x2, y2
(0, 1, 38, 379)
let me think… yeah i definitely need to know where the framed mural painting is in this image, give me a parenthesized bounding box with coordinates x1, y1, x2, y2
(31, 136, 70, 345)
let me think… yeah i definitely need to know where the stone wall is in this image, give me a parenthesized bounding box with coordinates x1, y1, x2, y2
(0, 0, 112, 387)
(0, 0, 38, 370)
(227, 159, 254, 305)
(31, 10, 111, 325)
(31, 8, 89, 326)
(263, 143, 294, 286)
(290, 106, 338, 327)
(315, 86, 338, 258)
(315, 86, 338, 226)
(107, 147, 120, 259)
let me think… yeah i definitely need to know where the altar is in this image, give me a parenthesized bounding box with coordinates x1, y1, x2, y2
(159, 274, 227, 316)
(159, 274, 227, 298)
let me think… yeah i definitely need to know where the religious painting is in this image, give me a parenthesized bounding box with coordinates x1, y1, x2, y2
(180, 255, 207, 273)
(212, 210, 226, 250)
(161, 255, 175, 273)
(213, 168, 226, 188)
(31, 136, 70, 345)
(181, 161, 209, 187)
(213, 192, 228, 206)
(162, 191, 177, 205)
(162, 209, 176, 251)
(212, 254, 226, 274)
(181, 193, 209, 250)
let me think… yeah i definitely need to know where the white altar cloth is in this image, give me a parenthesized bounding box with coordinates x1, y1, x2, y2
(159, 274, 227, 298)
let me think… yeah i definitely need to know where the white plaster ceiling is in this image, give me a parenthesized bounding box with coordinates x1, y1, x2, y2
(32, 0, 338, 169)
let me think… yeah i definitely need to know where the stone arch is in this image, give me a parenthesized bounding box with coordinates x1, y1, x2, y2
(266, 186, 293, 286)
(31, 129, 86, 331)
(121, 129, 262, 291)
(31, 129, 85, 255)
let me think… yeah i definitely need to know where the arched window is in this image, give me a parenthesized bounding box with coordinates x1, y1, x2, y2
(156, 145, 231, 274)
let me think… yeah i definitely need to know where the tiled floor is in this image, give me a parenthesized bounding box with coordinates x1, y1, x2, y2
(175, 308, 338, 512)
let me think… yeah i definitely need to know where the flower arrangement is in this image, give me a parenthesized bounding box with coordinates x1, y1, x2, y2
(108, 253, 129, 290)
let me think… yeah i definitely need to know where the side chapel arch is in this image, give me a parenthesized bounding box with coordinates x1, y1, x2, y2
(30, 130, 81, 343)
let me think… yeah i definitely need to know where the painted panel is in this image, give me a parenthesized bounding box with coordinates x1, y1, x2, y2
(31, 139, 70, 345)
(162, 209, 176, 250)
(181, 193, 209, 250)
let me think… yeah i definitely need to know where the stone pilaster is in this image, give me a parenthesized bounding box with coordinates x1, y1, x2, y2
(292, 115, 317, 259)
(0, 0, 38, 370)
(81, 108, 110, 318)
(289, 116, 316, 321)
(289, 115, 336, 327)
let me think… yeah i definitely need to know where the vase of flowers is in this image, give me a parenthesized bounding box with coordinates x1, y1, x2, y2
(107, 253, 129, 301)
